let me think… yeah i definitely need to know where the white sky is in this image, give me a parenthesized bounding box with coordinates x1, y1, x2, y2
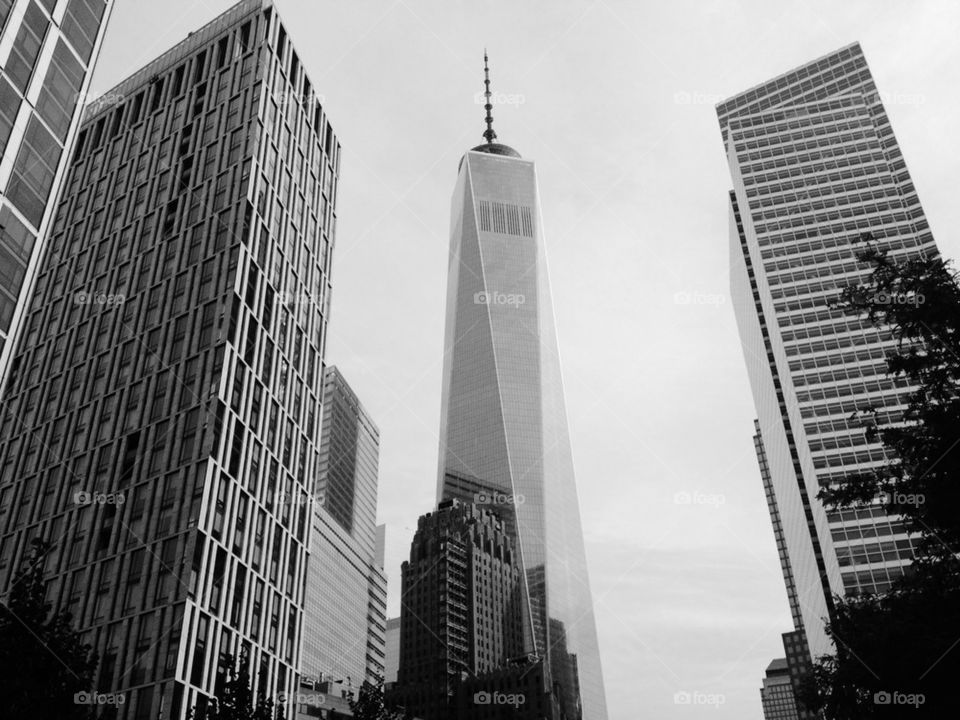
(90, 2, 960, 718)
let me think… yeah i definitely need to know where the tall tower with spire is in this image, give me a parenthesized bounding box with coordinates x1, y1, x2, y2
(434, 55, 608, 720)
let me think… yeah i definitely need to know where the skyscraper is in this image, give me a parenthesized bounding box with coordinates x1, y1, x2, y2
(760, 658, 800, 720)
(720, 42, 937, 659)
(384, 616, 400, 684)
(395, 499, 526, 720)
(435, 55, 607, 720)
(0, 1, 340, 717)
(302, 366, 387, 688)
(0, 0, 113, 387)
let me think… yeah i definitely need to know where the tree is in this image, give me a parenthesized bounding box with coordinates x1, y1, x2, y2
(191, 648, 282, 720)
(819, 234, 960, 554)
(349, 676, 403, 720)
(801, 234, 960, 718)
(0, 538, 99, 720)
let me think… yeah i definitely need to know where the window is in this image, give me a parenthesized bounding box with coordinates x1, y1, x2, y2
(62, 0, 106, 62)
(5, 1, 50, 92)
(36, 40, 84, 141)
(0, 77, 21, 156)
(7, 117, 63, 227)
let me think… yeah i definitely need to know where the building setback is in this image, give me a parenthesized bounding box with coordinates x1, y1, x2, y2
(754, 421, 813, 718)
(0, 0, 113, 387)
(760, 658, 800, 720)
(0, 1, 340, 717)
(394, 499, 526, 720)
(719, 42, 938, 660)
(301, 366, 387, 690)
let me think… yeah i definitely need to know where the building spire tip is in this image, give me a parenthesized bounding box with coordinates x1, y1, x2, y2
(482, 51, 497, 144)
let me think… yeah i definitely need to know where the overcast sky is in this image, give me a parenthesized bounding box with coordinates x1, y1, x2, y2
(90, 2, 960, 718)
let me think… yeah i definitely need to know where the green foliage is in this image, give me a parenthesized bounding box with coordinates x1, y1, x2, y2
(0, 538, 99, 720)
(349, 677, 403, 720)
(804, 234, 960, 718)
(820, 234, 960, 557)
(191, 648, 282, 720)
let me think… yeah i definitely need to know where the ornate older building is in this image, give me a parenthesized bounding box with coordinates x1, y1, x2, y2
(394, 499, 525, 720)
(0, 1, 340, 716)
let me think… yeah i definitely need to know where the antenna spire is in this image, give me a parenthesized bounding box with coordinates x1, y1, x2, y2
(482, 50, 497, 144)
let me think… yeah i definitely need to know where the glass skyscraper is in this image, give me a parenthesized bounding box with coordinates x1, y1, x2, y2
(0, 1, 340, 716)
(435, 59, 607, 720)
(302, 366, 387, 689)
(720, 42, 938, 659)
(0, 0, 113, 387)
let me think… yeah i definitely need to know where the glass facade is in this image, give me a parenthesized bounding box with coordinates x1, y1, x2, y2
(301, 366, 386, 688)
(0, 2, 340, 717)
(721, 42, 938, 658)
(0, 0, 113, 388)
(437, 146, 607, 720)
